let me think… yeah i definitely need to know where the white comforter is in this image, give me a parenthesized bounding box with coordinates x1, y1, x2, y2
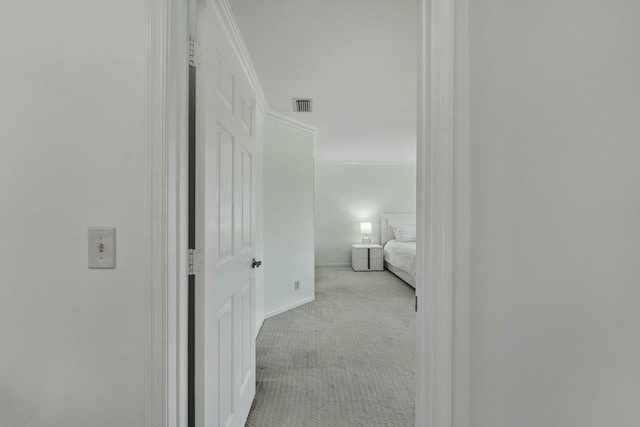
(383, 239, 416, 277)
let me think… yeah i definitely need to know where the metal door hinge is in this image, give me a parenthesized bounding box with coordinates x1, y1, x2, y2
(188, 249, 201, 276)
(189, 38, 202, 67)
(188, 249, 195, 275)
(415, 296, 418, 312)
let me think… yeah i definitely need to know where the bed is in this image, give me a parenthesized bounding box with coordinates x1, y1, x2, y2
(381, 213, 417, 288)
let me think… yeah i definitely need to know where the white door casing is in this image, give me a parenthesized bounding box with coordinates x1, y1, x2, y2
(156, 0, 468, 426)
(194, 0, 258, 425)
(417, 0, 466, 426)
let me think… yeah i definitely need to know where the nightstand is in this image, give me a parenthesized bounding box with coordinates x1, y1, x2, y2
(351, 244, 384, 271)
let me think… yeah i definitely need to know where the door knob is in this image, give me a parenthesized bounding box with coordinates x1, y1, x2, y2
(251, 258, 262, 269)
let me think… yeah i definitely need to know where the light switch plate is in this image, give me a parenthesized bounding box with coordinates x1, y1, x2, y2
(88, 227, 116, 268)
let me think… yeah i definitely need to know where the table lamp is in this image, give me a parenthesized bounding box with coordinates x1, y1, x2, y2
(360, 221, 372, 246)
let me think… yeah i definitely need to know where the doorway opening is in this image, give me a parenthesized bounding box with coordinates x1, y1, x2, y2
(164, 0, 464, 426)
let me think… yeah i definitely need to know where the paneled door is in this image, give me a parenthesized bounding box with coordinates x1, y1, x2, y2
(194, 0, 258, 425)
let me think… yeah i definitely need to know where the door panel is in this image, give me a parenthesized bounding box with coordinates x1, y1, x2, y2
(241, 150, 252, 250)
(240, 279, 252, 393)
(217, 55, 234, 111)
(218, 125, 235, 261)
(195, 0, 257, 425)
(241, 98, 253, 134)
(217, 300, 234, 427)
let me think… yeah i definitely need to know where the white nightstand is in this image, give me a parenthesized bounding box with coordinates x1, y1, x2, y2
(351, 244, 384, 271)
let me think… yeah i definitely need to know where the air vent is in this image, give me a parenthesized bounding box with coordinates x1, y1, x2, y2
(293, 98, 312, 112)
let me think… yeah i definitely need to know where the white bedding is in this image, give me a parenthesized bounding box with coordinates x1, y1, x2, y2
(383, 239, 416, 278)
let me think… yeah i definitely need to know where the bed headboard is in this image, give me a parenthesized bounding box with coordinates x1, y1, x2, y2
(381, 213, 416, 245)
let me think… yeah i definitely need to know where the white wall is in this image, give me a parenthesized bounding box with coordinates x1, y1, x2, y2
(468, 1, 640, 426)
(0, 1, 150, 426)
(314, 163, 416, 266)
(262, 117, 316, 318)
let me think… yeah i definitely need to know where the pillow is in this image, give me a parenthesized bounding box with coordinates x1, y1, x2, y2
(392, 225, 416, 242)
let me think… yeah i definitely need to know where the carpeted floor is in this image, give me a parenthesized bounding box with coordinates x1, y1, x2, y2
(246, 267, 416, 427)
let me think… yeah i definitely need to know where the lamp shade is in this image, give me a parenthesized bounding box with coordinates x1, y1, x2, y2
(360, 222, 372, 235)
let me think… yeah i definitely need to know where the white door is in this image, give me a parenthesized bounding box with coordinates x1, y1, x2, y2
(194, 0, 258, 425)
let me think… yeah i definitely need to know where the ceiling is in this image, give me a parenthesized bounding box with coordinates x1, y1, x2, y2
(228, 0, 418, 163)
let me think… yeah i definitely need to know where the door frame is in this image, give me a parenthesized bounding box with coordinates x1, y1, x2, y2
(148, 0, 471, 426)
(147, 0, 190, 425)
(416, 0, 470, 426)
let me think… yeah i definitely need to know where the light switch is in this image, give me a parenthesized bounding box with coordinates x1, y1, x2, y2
(88, 227, 116, 269)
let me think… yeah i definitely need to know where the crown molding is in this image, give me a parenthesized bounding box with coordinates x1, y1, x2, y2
(314, 160, 415, 166)
(264, 110, 319, 136)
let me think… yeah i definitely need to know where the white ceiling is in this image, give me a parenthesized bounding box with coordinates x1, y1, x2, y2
(228, 0, 417, 163)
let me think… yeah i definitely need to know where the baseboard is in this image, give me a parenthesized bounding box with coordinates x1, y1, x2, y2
(255, 316, 265, 340)
(264, 296, 315, 319)
(315, 263, 351, 267)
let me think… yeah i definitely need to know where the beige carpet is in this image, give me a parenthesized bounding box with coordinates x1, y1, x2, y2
(246, 267, 415, 427)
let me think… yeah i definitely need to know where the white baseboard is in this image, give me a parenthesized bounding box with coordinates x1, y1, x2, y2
(255, 316, 265, 340)
(264, 296, 315, 319)
(315, 263, 351, 267)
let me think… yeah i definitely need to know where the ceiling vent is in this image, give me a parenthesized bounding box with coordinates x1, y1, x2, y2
(293, 98, 312, 112)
